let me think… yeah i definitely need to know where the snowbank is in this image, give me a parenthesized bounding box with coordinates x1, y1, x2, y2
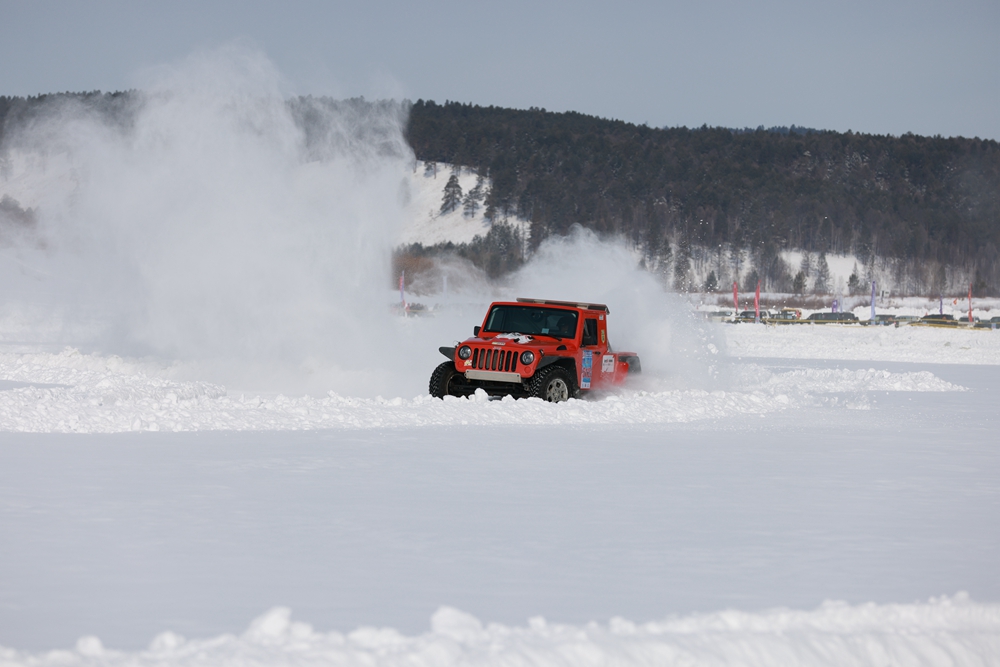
(0, 348, 964, 433)
(726, 323, 1000, 365)
(2, 595, 997, 667)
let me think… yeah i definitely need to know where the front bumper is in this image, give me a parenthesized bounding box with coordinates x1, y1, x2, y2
(465, 369, 522, 383)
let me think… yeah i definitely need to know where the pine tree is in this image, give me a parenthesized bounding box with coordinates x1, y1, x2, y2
(673, 239, 692, 292)
(440, 174, 462, 215)
(462, 176, 484, 217)
(793, 271, 806, 294)
(654, 238, 673, 287)
(847, 262, 861, 294)
(813, 252, 831, 294)
(704, 270, 719, 292)
(799, 251, 812, 278)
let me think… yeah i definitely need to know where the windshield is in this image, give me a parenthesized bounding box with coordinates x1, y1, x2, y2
(484, 306, 578, 339)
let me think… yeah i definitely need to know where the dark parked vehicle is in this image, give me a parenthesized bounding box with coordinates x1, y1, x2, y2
(767, 309, 801, 322)
(918, 314, 959, 327)
(736, 310, 763, 322)
(807, 311, 859, 323)
(867, 314, 896, 326)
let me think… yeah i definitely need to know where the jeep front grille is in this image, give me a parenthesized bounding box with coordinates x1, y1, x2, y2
(471, 347, 518, 373)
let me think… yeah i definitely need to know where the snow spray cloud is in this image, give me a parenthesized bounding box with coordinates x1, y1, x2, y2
(0, 46, 416, 395)
(498, 227, 726, 390)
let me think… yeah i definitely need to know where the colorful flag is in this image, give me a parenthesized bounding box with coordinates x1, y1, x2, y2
(754, 281, 760, 323)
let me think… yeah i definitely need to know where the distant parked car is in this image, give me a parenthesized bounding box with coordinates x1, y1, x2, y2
(807, 312, 859, 323)
(705, 310, 734, 322)
(894, 315, 919, 326)
(918, 314, 959, 327)
(736, 310, 762, 322)
(868, 314, 896, 326)
(767, 308, 802, 322)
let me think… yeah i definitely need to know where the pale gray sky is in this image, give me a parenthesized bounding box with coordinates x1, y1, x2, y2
(3, 0, 998, 139)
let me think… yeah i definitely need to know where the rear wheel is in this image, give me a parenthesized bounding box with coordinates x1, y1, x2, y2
(529, 365, 576, 403)
(429, 361, 464, 398)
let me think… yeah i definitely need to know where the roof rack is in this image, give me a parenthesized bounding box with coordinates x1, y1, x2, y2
(516, 297, 610, 313)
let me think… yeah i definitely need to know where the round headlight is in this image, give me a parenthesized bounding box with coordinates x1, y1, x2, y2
(458, 345, 472, 360)
(520, 350, 535, 365)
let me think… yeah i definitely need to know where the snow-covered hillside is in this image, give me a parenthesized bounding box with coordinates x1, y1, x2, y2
(396, 162, 530, 247)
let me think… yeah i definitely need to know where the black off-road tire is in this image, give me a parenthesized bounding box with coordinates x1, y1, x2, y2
(529, 365, 577, 403)
(429, 361, 464, 399)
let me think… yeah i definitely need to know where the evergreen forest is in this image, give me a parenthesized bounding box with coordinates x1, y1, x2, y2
(407, 100, 1000, 295)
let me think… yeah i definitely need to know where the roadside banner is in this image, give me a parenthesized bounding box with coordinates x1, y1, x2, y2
(754, 281, 760, 323)
(733, 281, 738, 313)
(871, 281, 876, 322)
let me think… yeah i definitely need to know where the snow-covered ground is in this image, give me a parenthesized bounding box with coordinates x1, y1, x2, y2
(2, 597, 997, 667)
(2, 335, 999, 666)
(0, 346, 966, 433)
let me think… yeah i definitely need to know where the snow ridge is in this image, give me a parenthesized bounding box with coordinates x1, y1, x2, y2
(0, 348, 965, 433)
(2, 595, 997, 667)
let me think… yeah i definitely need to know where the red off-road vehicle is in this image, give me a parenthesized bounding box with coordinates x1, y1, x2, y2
(429, 298, 641, 402)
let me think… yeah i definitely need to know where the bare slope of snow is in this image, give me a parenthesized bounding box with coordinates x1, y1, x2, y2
(2, 596, 997, 667)
(397, 163, 530, 246)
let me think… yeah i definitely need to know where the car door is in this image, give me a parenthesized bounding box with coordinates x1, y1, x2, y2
(582, 315, 616, 389)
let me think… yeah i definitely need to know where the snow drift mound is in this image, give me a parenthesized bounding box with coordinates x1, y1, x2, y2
(2, 594, 997, 667)
(0, 348, 965, 433)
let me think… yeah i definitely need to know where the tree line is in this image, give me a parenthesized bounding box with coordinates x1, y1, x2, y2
(407, 100, 1000, 294)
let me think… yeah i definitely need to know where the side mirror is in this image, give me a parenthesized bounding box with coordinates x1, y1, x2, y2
(474, 326, 481, 337)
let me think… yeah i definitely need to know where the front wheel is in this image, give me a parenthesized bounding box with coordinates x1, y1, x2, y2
(429, 361, 464, 399)
(529, 365, 576, 403)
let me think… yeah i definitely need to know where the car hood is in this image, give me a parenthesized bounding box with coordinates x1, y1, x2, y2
(461, 335, 573, 351)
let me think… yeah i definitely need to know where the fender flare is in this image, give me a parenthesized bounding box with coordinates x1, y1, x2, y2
(536, 355, 563, 371)
(535, 356, 578, 383)
(439, 346, 456, 359)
